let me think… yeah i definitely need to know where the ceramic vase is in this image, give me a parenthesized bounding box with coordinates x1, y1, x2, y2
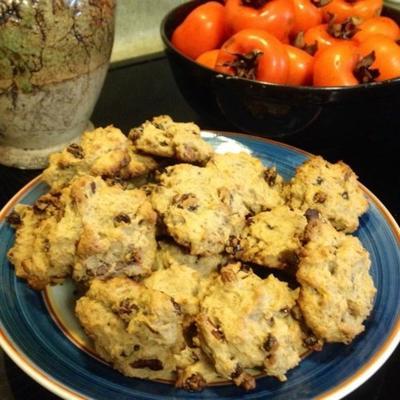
(0, 0, 115, 169)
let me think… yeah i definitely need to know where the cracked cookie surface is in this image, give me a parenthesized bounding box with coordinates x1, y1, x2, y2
(70, 176, 157, 283)
(207, 152, 284, 214)
(297, 217, 376, 343)
(144, 263, 203, 316)
(151, 164, 244, 255)
(43, 125, 158, 190)
(235, 205, 307, 269)
(196, 263, 308, 388)
(286, 156, 368, 233)
(129, 115, 213, 164)
(75, 277, 186, 380)
(154, 240, 228, 277)
(8, 176, 158, 288)
(7, 191, 69, 290)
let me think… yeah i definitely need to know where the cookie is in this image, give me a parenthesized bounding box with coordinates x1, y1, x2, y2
(154, 240, 228, 276)
(70, 176, 157, 283)
(145, 262, 228, 390)
(5, 117, 379, 392)
(7, 192, 70, 290)
(118, 145, 159, 182)
(207, 152, 285, 214)
(286, 156, 368, 233)
(46, 186, 83, 277)
(144, 263, 203, 316)
(151, 164, 244, 255)
(234, 206, 307, 269)
(129, 115, 213, 164)
(75, 277, 186, 380)
(7, 175, 158, 288)
(297, 217, 376, 343)
(43, 125, 157, 190)
(175, 346, 222, 391)
(196, 263, 308, 388)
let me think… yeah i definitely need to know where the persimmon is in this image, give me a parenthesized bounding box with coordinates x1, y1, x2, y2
(196, 49, 220, 69)
(225, 0, 295, 42)
(172, 1, 228, 59)
(215, 29, 289, 83)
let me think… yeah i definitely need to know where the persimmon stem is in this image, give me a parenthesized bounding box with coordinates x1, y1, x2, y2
(353, 51, 380, 83)
(310, 0, 333, 7)
(327, 17, 361, 39)
(223, 50, 264, 80)
(241, 0, 269, 9)
(293, 32, 319, 56)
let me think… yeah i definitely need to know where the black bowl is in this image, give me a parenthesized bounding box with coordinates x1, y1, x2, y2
(161, 1, 400, 137)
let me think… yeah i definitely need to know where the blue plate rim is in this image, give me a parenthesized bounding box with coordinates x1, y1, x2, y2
(0, 131, 399, 400)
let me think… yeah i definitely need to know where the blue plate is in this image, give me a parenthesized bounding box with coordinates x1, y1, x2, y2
(0, 132, 399, 400)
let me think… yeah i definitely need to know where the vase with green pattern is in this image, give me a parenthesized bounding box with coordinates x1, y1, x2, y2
(0, 0, 115, 168)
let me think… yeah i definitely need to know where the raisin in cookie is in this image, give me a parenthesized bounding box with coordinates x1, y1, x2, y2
(70, 176, 157, 282)
(7, 192, 69, 290)
(196, 263, 308, 388)
(129, 115, 213, 164)
(207, 152, 284, 214)
(151, 164, 245, 255)
(297, 217, 376, 343)
(154, 240, 228, 276)
(175, 346, 223, 391)
(286, 156, 368, 233)
(234, 206, 307, 269)
(43, 125, 157, 190)
(75, 277, 186, 380)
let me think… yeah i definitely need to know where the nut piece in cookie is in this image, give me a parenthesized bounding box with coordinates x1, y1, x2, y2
(7, 192, 70, 290)
(129, 115, 213, 164)
(196, 263, 308, 388)
(75, 277, 186, 380)
(207, 152, 284, 214)
(297, 217, 376, 343)
(151, 164, 243, 255)
(70, 176, 157, 282)
(43, 126, 157, 190)
(234, 205, 307, 269)
(286, 156, 368, 233)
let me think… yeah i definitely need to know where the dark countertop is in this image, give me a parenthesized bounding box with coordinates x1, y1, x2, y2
(0, 56, 399, 400)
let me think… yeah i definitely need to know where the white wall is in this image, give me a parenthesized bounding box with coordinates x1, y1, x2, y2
(111, 0, 187, 62)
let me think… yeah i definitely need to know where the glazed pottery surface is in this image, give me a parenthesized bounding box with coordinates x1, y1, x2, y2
(0, 0, 115, 168)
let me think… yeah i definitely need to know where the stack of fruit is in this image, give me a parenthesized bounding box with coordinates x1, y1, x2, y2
(171, 0, 400, 86)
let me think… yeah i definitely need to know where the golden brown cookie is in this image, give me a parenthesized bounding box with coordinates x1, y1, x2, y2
(151, 164, 244, 255)
(144, 263, 203, 316)
(286, 156, 368, 233)
(196, 263, 308, 389)
(70, 176, 157, 282)
(234, 206, 307, 269)
(154, 240, 228, 277)
(129, 115, 213, 164)
(207, 152, 285, 214)
(297, 217, 376, 343)
(7, 191, 70, 290)
(75, 277, 186, 380)
(43, 125, 157, 190)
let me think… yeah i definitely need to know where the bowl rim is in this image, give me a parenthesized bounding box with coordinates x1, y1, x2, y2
(160, 0, 400, 93)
